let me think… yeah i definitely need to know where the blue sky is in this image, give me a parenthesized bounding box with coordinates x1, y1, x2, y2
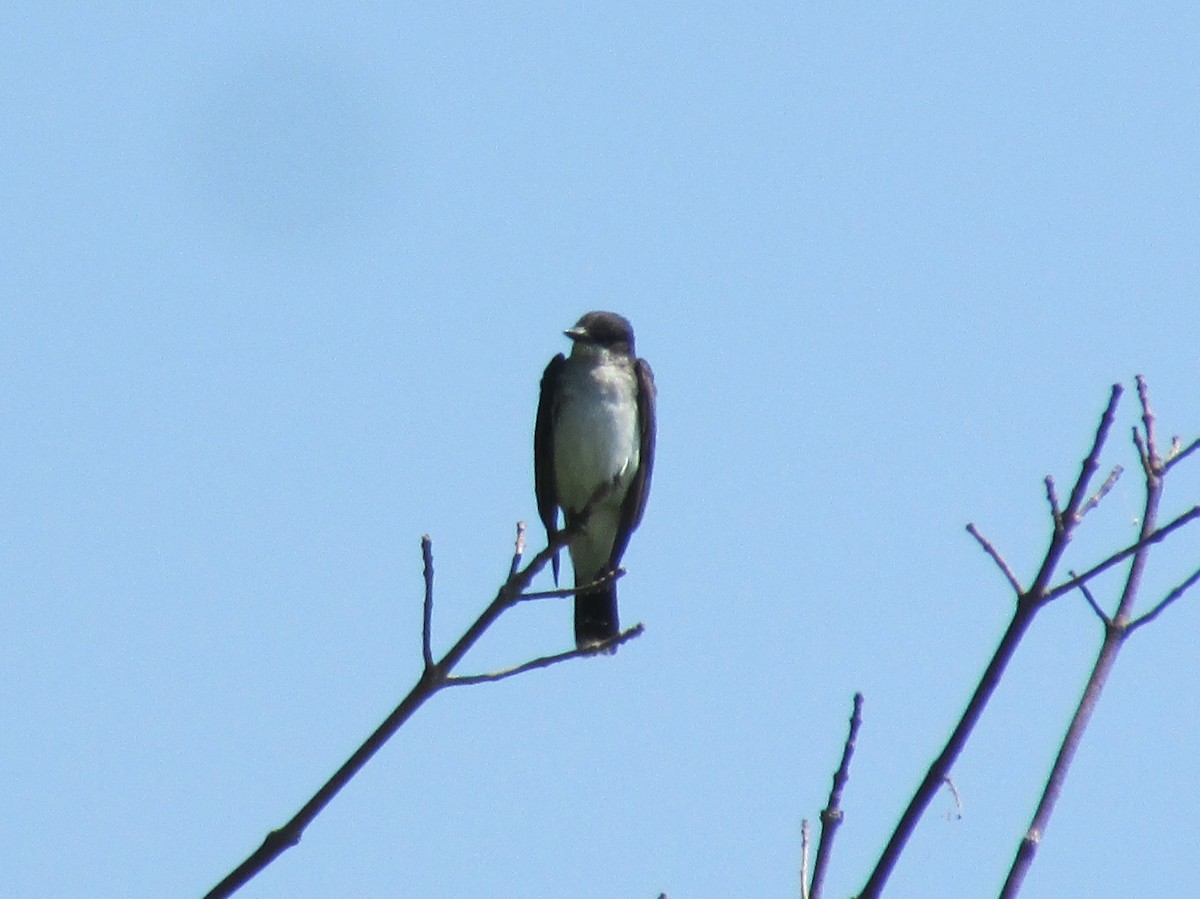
(4, 3, 1200, 897)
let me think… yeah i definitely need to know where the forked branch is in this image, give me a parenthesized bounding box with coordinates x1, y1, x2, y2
(858, 380, 1200, 899)
(204, 489, 643, 898)
(1000, 376, 1200, 896)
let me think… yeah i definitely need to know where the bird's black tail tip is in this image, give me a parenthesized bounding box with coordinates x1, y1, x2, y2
(574, 585, 619, 651)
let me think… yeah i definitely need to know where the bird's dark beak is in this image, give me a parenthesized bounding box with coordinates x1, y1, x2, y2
(564, 326, 588, 342)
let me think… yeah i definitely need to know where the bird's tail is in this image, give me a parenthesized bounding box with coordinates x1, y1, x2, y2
(574, 581, 619, 649)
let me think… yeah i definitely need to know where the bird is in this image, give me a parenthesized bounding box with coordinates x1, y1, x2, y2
(534, 311, 657, 649)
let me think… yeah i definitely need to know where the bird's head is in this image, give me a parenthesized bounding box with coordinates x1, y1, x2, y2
(564, 311, 635, 356)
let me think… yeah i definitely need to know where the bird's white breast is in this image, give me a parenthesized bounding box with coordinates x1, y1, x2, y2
(553, 354, 640, 513)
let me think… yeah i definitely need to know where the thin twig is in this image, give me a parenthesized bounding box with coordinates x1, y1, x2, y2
(516, 585, 589, 601)
(809, 693, 863, 899)
(1163, 436, 1200, 473)
(421, 536, 434, 672)
(966, 524, 1024, 594)
(1068, 570, 1109, 625)
(444, 624, 645, 686)
(509, 521, 527, 579)
(1044, 476, 1062, 529)
(518, 568, 625, 601)
(1127, 566, 1200, 634)
(1077, 465, 1123, 520)
(800, 819, 811, 899)
(942, 777, 963, 820)
(1136, 374, 1159, 469)
(1132, 427, 1151, 475)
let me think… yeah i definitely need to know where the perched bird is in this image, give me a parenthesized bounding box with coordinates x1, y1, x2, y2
(535, 311, 657, 648)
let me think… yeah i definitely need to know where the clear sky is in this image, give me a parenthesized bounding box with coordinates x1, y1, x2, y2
(4, 3, 1200, 898)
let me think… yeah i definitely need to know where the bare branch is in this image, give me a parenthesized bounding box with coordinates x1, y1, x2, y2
(444, 624, 645, 686)
(1026, 384, 1124, 600)
(1001, 376, 1193, 897)
(1046, 505, 1200, 600)
(859, 383, 1126, 899)
(809, 692, 863, 899)
(857, 379, 1198, 899)
(1128, 566, 1200, 634)
(1001, 604, 1133, 898)
(966, 523, 1023, 594)
(205, 498, 639, 898)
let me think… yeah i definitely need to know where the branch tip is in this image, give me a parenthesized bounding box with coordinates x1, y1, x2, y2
(966, 523, 1023, 594)
(1061, 383, 1123, 522)
(508, 521, 527, 579)
(1044, 476, 1062, 527)
(809, 691, 864, 899)
(1136, 374, 1157, 462)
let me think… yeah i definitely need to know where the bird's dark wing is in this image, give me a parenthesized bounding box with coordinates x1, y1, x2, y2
(609, 357, 657, 570)
(534, 353, 566, 584)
